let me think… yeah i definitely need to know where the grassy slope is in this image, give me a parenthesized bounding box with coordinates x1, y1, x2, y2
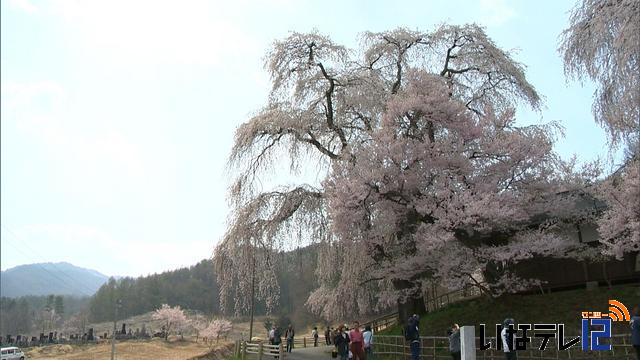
(380, 284, 640, 337)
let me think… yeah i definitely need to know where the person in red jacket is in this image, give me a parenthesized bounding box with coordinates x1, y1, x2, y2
(349, 321, 366, 360)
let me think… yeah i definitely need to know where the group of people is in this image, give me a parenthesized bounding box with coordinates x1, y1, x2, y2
(331, 321, 374, 360)
(265, 305, 640, 360)
(267, 324, 296, 353)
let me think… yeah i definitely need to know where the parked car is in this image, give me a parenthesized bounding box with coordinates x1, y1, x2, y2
(0, 347, 25, 360)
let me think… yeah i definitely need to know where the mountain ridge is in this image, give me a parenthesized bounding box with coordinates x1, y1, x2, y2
(1, 262, 110, 298)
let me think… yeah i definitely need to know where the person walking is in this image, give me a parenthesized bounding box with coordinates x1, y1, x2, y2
(501, 318, 517, 360)
(405, 315, 420, 360)
(285, 324, 295, 353)
(362, 324, 374, 360)
(349, 321, 366, 360)
(273, 326, 282, 360)
(268, 326, 275, 345)
(334, 325, 350, 360)
(312, 326, 319, 347)
(447, 324, 461, 360)
(631, 305, 640, 360)
(325, 326, 331, 345)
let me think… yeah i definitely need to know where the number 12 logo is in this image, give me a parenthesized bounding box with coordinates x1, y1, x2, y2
(581, 318, 611, 351)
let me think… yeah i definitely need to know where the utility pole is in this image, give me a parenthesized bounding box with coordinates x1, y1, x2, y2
(110, 299, 122, 360)
(248, 245, 256, 341)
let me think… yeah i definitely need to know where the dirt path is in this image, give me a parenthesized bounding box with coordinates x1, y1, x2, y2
(280, 345, 334, 360)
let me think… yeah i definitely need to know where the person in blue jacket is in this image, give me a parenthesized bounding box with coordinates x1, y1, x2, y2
(631, 305, 640, 360)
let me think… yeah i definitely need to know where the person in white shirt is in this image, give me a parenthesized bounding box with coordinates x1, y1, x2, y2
(268, 326, 275, 345)
(362, 325, 374, 360)
(501, 318, 517, 360)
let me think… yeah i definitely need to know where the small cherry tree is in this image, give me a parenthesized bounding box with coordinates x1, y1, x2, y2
(201, 319, 233, 347)
(152, 304, 188, 341)
(189, 314, 208, 343)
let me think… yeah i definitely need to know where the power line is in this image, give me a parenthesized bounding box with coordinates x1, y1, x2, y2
(1, 224, 98, 296)
(1, 238, 93, 297)
(1, 224, 101, 296)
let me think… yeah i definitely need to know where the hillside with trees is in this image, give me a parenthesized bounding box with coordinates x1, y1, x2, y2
(0, 294, 91, 336)
(88, 247, 327, 327)
(89, 259, 220, 323)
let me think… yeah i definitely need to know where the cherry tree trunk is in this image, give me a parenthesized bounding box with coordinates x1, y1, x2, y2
(393, 280, 426, 325)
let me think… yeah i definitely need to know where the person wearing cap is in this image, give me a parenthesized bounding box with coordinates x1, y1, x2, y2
(501, 318, 517, 360)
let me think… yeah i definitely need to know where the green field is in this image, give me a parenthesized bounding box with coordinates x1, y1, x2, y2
(380, 284, 640, 337)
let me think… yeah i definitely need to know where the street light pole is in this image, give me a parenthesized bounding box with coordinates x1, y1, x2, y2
(110, 299, 121, 360)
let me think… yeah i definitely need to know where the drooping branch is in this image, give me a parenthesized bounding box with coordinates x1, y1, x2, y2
(559, 0, 639, 148)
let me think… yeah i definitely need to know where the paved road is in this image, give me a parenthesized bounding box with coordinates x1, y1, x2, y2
(282, 345, 334, 360)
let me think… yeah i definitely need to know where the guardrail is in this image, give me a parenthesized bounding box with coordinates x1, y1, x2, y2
(372, 334, 635, 359)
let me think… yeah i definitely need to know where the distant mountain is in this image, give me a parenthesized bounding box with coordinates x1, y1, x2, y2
(0, 262, 109, 297)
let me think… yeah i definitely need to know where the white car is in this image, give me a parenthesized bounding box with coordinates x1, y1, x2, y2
(0, 347, 25, 360)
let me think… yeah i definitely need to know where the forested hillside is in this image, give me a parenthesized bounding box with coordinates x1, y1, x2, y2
(89, 259, 219, 322)
(0, 295, 91, 335)
(88, 245, 324, 326)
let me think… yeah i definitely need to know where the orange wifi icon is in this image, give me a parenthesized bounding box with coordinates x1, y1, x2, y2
(605, 300, 630, 322)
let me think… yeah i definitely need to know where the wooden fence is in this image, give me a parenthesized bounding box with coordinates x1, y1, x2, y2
(372, 334, 635, 359)
(424, 283, 485, 312)
(236, 333, 635, 359)
(362, 312, 399, 333)
(237, 340, 286, 360)
(236, 336, 327, 359)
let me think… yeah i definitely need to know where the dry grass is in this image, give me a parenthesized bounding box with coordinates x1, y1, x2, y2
(24, 338, 231, 360)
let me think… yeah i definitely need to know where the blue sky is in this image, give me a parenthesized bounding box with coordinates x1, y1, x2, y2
(0, 0, 614, 277)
